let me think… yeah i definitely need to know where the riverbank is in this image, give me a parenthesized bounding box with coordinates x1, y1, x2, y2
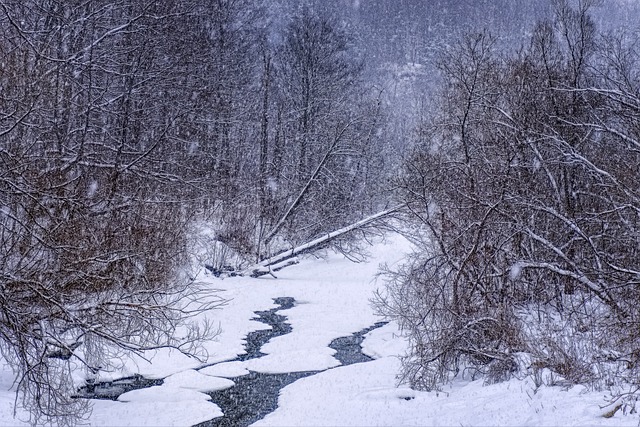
(0, 234, 636, 426)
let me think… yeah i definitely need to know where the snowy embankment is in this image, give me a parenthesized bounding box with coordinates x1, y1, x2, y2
(0, 234, 636, 426)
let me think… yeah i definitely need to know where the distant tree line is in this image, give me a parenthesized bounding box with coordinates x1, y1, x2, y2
(378, 0, 640, 403)
(0, 0, 392, 424)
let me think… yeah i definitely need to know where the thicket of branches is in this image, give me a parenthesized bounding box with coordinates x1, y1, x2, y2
(0, 1, 236, 424)
(130, 1, 394, 269)
(210, 5, 392, 264)
(378, 0, 640, 400)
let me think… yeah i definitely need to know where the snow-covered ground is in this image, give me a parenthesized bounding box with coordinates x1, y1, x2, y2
(1, 234, 637, 426)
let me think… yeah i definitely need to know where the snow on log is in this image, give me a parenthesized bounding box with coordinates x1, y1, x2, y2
(244, 205, 404, 277)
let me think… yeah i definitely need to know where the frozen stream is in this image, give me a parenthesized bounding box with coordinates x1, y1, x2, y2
(77, 296, 385, 426)
(197, 297, 386, 426)
(12, 235, 626, 427)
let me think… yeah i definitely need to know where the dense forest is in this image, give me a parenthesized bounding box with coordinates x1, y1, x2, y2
(0, 0, 639, 425)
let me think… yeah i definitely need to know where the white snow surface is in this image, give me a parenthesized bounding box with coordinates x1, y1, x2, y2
(0, 234, 637, 426)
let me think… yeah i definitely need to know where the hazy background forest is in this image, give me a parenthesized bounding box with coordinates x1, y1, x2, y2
(1, 0, 639, 424)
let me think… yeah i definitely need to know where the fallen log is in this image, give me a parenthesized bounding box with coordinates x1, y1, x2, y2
(243, 205, 404, 277)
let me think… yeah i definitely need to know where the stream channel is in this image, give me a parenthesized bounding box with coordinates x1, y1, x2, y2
(77, 296, 386, 426)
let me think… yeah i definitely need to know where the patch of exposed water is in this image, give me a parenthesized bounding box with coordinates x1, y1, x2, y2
(329, 321, 388, 365)
(199, 370, 318, 427)
(74, 375, 163, 400)
(237, 297, 295, 361)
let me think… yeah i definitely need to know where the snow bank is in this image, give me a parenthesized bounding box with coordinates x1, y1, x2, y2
(1, 233, 637, 426)
(257, 322, 635, 426)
